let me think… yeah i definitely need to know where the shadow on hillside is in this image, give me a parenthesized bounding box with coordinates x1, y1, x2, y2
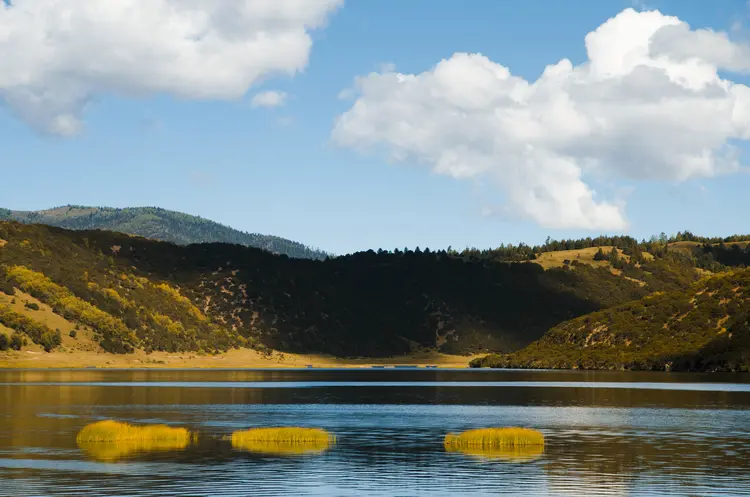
(661, 320, 750, 372)
(102, 234, 637, 356)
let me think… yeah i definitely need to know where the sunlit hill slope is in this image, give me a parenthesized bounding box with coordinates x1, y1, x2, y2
(472, 269, 750, 372)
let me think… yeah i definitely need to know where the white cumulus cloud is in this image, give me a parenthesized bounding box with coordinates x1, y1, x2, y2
(251, 90, 289, 108)
(0, 0, 342, 135)
(332, 8, 750, 230)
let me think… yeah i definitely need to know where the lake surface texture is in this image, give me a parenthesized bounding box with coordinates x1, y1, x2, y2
(1, 369, 749, 496)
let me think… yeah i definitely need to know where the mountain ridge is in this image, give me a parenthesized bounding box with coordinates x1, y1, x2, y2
(0, 205, 330, 260)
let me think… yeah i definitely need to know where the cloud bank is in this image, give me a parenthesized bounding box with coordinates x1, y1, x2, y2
(333, 8, 750, 230)
(0, 0, 342, 135)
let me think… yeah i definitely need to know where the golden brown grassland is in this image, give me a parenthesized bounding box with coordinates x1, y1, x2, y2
(532, 246, 653, 271)
(0, 347, 479, 369)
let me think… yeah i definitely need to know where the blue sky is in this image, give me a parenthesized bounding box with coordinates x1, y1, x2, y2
(1, 0, 750, 254)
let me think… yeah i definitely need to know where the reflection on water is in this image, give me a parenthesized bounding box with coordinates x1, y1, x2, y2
(445, 444, 545, 463)
(77, 438, 190, 462)
(1, 369, 750, 496)
(230, 439, 331, 456)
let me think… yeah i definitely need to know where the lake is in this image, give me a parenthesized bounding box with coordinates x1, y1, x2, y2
(1, 369, 750, 496)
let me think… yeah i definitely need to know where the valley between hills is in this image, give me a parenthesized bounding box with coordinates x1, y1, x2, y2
(1, 208, 749, 371)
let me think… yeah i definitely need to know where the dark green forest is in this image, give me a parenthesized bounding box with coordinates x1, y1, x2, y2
(0, 206, 329, 260)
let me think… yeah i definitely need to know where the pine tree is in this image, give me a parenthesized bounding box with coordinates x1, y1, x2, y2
(608, 247, 619, 263)
(631, 242, 643, 263)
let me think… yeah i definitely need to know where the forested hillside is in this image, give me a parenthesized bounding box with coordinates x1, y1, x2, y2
(0, 222, 699, 358)
(472, 270, 750, 372)
(447, 231, 750, 272)
(0, 206, 329, 260)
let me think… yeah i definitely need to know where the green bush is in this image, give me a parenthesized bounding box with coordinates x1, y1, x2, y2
(39, 330, 61, 352)
(24, 302, 40, 311)
(9, 333, 25, 350)
(0, 280, 14, 296)
(0, 333, 8, 351)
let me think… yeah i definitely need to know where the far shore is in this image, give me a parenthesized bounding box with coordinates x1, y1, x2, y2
(0, 348, 479, 369)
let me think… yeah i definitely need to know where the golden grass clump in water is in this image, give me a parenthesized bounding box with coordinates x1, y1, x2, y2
(76, 420, 194, 443)
(444, 428, 545, 451)
(76, 420, 194, 462)
(230, 427, 335, 455)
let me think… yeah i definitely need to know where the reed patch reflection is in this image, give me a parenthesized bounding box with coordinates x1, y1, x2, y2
(445, 444, 544, 463)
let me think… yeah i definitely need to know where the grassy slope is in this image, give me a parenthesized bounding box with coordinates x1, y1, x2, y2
(0, 205, 329, 260)
(0, 221, 697, 359)
(0, 289, 102, 352)
(533, 246, 652, 271)
(472, 269, 750, 372)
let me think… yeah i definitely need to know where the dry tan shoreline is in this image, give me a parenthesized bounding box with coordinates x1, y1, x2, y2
(0, 348, 478, 369)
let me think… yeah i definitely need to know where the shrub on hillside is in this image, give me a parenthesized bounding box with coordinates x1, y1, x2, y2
(9, 333, 25, 350)
(0, 304, 60, 352)
(0, 278, 14, 295)
(39, 330, 61, 352)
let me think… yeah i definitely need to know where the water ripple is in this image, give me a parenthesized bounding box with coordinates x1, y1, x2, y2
(2, 370, 750, 496)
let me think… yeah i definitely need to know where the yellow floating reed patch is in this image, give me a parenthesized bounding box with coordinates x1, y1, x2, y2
(444, 444, 544, 463)
(444, 428, 545, 451)
(76, 420, 195, 462)
(76, 420, 194, 443)
(230, 427, 335, 455)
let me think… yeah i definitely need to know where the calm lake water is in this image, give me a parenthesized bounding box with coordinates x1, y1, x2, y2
(1, 369, 750, 496)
